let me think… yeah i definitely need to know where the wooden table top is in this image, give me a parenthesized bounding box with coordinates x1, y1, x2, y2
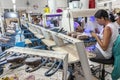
(41, 39, 56, 47)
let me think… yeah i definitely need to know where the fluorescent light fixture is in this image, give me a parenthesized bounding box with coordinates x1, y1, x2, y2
(12, 0, 16, 4)
(13, 4, 16, 12)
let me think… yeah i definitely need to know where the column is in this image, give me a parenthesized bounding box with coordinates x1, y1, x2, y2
(48, 0, 56, 13)
(95, 0, 98, 8)
(108, 2, 112, 11)
(11, 0, 16, 12)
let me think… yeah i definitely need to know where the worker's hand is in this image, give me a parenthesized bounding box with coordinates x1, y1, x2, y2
(91, 32, 97, 38)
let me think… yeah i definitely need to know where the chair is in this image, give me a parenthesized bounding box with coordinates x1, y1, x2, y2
(90, 35, 120, 80)
(90, 57, 114, 80)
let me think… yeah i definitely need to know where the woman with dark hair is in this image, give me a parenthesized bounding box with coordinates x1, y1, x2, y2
(90, 9, 119, 59)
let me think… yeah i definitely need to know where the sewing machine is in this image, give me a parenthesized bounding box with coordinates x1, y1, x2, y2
(62, 9, 97, 32)
(26, 21, 95, 79)
(26, 23, 56, 47)
(20, 12, 97, 79)
(50, 30, 93, 80)
(26, 23, 44, 39)
(0, 47, 68, 80)
(61, 9, 98, 47)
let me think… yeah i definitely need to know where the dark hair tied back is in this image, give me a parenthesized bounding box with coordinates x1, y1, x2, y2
(109, 13, 115, 22)
(94, 9, 115, 22)
(94, 9, 108, 19)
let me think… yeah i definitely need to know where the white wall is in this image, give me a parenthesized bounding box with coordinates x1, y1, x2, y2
(79, 0, 89, 9)
(97, 0, 120, 9)
(0, 0, 67, 13)
(0, 0, 47, 13)
(112, 0, 120, 8)
(56, 0, 67, 9)
(0, 0, 13, 9)
(27, 0, 47, 13)
(16, 0, 27, 9)
(48, 0, 67, 13)
(0, 1, 2, 12)
(48, 0, 56, 13)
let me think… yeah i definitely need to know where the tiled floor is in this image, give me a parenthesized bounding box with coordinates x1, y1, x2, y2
(69, 59, 115, 80)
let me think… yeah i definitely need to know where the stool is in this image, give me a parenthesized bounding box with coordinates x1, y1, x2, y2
(90, 57, 114, 80)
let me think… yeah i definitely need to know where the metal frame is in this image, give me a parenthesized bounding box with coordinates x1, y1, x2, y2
(21, 20, 93, 80)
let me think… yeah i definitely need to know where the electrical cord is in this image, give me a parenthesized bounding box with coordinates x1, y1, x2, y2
(45, 59, 63, 77)
(0, 51, 8, 59)
(25, 58, 48, 72)
(0, 52, 17, 62)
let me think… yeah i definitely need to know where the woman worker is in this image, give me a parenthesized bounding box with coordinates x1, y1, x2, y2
(90, 9, 119, 59)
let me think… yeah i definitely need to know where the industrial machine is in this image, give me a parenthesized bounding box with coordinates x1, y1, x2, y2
(0, 47, 68, 80)
(61, 9, 97, 32)
(20, 9, 99, 80)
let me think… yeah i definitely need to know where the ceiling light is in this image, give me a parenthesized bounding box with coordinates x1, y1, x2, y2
(12, 0, 16, 4)
(13, 4, 16, 12)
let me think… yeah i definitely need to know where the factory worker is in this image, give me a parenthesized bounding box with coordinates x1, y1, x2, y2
(90, 9, 119, 59)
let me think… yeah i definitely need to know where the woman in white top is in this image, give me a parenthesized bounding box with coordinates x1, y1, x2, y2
(90, 9, 119, 59)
